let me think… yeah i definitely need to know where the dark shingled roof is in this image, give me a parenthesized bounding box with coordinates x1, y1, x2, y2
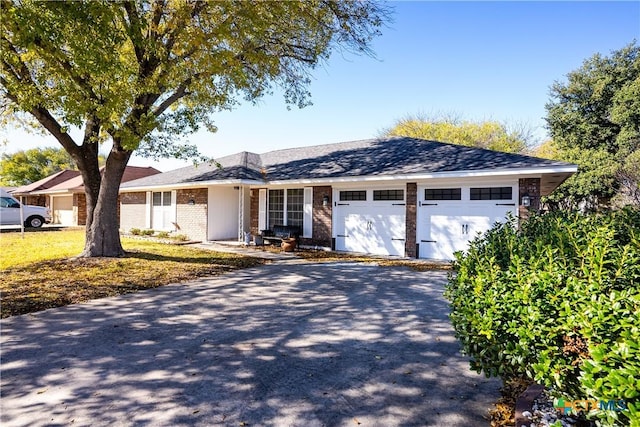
(121, 137, 574, 188)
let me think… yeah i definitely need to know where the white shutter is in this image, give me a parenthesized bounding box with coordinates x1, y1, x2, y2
(303, 187, 313, 238)
(258, 189, 267, 231)
(145, 192, 152, 229)
(171, 190, 177, 231)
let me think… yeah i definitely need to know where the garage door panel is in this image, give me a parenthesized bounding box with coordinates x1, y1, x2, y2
(53, 196, 74, 226)
(335, 202, 405, 257)
(419, 203, 515, 260)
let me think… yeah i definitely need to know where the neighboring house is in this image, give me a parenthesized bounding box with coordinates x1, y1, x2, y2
(119, 137, 577, 259)
(12, 166, 161, 226)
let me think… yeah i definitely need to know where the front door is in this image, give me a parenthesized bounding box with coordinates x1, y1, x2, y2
(151, 191, 174, 231)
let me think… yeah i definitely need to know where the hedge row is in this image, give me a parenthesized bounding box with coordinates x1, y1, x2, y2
(445, 208, 640, 426)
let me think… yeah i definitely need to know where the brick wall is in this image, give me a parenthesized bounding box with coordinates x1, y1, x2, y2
(24, 195, 46, 207)
(75, 193, 87, 225)
(120, 192, 147, 232)
(518, 178, 541, 221)
(405, 183, 417, 258)
(306, 186, 332, 248)
(249, 188, 261, 236)
(176, 188, 208, 241)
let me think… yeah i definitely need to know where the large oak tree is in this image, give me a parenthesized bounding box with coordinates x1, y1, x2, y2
(1, 0, 389, 256)
(544, 41, 640, 210)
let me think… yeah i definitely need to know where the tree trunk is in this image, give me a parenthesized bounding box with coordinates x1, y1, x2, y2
(80, 150, 131, 257)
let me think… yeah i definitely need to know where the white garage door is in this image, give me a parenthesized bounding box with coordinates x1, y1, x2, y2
(417, 186, 517, 260)
(52, 195, 74, 226)
(334, 189, 406, 257)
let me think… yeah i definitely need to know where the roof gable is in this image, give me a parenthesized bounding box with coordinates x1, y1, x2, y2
(11, 170, 81, 195)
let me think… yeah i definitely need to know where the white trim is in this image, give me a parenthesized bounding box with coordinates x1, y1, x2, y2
(171, 190, 177, 231)
(145, 192, 152, 229)
(118, 166, 576, 192)
(262, 166, 578, 186)
(120, 179, 262, 193)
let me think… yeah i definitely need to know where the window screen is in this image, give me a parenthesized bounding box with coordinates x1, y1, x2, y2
(470, 187, 512, 200)
(425, 188, 462, 200)
(268, 189, 284, 228)
(373, 189, 404, 201)
(286, 189, 304, 227)
(339, 191, 366, 201)
(162, 191, 172, 206)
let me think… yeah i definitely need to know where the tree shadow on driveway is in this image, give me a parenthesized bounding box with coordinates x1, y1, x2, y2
(0, 261, 500, 426)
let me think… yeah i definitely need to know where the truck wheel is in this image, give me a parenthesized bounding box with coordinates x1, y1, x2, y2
(26, 216, 44, 228)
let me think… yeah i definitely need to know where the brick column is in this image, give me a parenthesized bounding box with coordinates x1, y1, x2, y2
(76, 193, 87, 225)
(405, 183, 417, 258)
(249, 189, 260, 236)
(311, 186, 332, 248)
(518, 178, 541, 222)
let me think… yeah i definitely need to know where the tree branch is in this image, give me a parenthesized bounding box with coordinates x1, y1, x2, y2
(122, 1, 145, 65)
(153, 79, 192, 117)
(29, 106, 81, 158)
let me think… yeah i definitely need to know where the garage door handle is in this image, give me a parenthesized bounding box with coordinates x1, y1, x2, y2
(419, 202, 438, 206)
(337, 203, 350, 206)
(421, 240, 436, 243)
(392, 203, 406, 206)
(391, 238, 405, 241)
(495, 203, 515, 206)
(337, 234, 349, 238)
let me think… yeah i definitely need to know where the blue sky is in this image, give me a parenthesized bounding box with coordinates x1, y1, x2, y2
(2, 1, 639, 171)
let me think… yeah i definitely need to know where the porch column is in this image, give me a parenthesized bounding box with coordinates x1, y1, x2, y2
(238, 185, 245, 242)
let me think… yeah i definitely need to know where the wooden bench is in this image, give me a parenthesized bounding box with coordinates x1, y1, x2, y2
(260, 225, 301, 245)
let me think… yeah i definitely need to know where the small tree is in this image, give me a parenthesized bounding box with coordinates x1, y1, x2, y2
(1, 0, 389, 256)
(383, 113, 533, 153)
(0, 147, 75, 185)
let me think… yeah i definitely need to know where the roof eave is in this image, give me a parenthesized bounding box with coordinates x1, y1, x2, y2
(262, 165, 579, 186)
(119, 179, 263, 192)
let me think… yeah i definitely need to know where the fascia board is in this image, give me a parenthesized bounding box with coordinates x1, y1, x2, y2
(263, 165, 578, 186)
(119, 179, 263, 192)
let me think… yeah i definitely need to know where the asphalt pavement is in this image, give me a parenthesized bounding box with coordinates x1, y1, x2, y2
(1, 260, 500, 426)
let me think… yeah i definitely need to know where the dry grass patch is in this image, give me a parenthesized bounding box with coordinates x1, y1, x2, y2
(296, 249, 452, 271)
(0, 230, 263, 318)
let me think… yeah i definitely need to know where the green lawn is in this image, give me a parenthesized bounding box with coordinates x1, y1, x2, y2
(0, 229, 264, 318)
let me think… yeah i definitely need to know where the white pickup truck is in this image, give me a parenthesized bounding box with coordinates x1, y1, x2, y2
(0, 189, 52, 228)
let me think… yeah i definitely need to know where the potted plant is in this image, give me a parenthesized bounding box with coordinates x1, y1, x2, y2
(281, 238, 296, 252)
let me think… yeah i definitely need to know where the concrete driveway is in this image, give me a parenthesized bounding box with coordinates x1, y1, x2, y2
(1, 260, 500, 426)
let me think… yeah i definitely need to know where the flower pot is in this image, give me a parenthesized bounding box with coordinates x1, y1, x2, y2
(281, 238, 296, 252)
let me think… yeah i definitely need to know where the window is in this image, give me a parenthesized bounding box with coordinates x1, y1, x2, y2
(286, 189, 304, 227)
(152, 191, 172, 206)
(1, 197, 20, 208)
(470, 187, 513, 200)
(425, 188, 462, 201)
(339, 190, 366, 201)
(373, 189, 404, 201)
(268, 189, 284, 229)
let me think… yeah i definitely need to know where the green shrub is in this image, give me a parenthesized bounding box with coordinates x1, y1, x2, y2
(445, 208, 640, 426)
(141, 229, 155, 236)
(156, 231, 170, 239)
(130, 228, 141, 236)
(172, 234, 189, 242)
